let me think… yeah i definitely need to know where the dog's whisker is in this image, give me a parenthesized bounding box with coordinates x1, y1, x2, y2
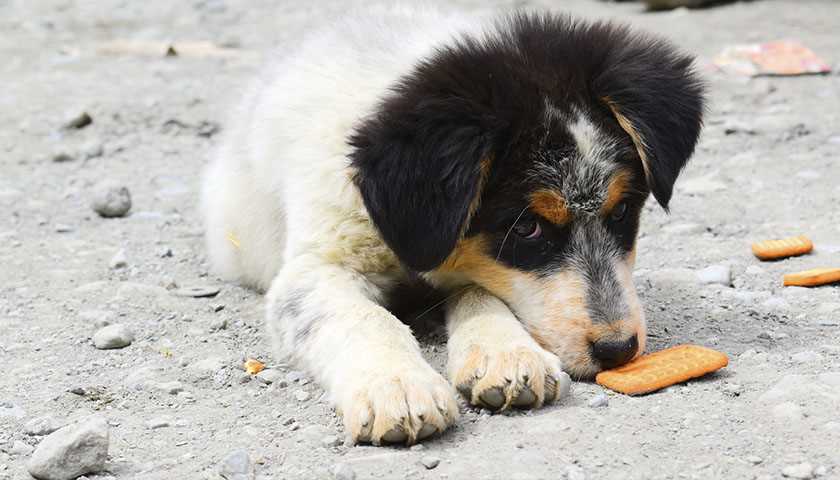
(496, 206, 529, 262)
(414, 285, 474, 321)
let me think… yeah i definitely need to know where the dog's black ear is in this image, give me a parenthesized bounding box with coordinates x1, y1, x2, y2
(594, 26, 705, 210)
(350, 95, 492, 272)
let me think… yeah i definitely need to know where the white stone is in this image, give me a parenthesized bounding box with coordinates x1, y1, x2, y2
(219, 449, 251, 480)
(696, 265, 731, 286)
(255, 369, 285, 386)
(91, 184, 131, 218)
(25, 415, 64, 436)
(782, 463, 814, 479)
(27, 416, 109, 480)
(294, 390, 311, 402)
(420, 456, 440, 470)
(92, 324, 134, 350)
(108, 250, 127, 269)
(588, 393, 609, 408)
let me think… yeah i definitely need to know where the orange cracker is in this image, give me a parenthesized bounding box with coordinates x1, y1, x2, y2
(596, 345, 728, 396)
(751, 235, 812, 261)
(244, 358, 265, 375)
(783, 267, 840, 287)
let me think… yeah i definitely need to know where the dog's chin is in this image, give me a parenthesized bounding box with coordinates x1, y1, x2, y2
(557, 353, 602, 380)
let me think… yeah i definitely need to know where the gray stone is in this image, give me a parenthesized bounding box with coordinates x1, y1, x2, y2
(91, 184, 131, 218)
(782, 463, 814, 479)
(52, 151, 75, 163)
(219, 449, 252, 480)
(321, 435, 341, 448)
(25, 415, 64, 436)
(588, 393, 609, 408)
(420, 456, 440, 470)
(63, 111, 92, 129)
(255, 370, 285, 386)
(108, 250, 127, 269)
(696, 265, 731, 286)
(172, 285, 220, 298)
(27, 416, 109, 480)
(145, 418, 170, 429)
(746, 456, 763, 465)
(332, 463, 356, 480)
(294, 390, 311, 402)
(92, 324, 134, 350)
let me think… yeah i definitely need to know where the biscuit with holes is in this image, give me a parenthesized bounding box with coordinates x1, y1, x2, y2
(783, 267, 840, 287)
(595, 344, 728, 395)
(751, 235, 813, 261)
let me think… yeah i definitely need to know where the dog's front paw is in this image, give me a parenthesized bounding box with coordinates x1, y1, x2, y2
(450, 344, 571, 411)
(338, 367, 459, 446)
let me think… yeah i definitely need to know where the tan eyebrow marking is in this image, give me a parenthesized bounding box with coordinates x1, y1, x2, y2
(529, 189, 571, 225)
(601, 169, 632, 216)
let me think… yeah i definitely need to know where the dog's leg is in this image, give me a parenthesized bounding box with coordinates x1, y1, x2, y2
(446, 287, 572, 410)
(266, 257, 459, 445)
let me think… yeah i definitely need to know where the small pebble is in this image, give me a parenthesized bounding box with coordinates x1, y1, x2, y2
(52, 151, 75, 163)
(255, 370, 285, 386)
(54, 224, 74, 233)
(219, 449, 251, 480)
(588, 393, 609, 408)
(420, 456, 440, 470)
(173, 285, 221, 298)
(25, 415, 64, 436)
(782, 463, 814, 479)
(746, 456, 763, 465)
(63, 111, 93, 129)
(82, 141, 104, 159)
(294, 390, 311, 402)
(92, 324, 134, 350)
(321, 435, 341, 448)
(145, 418, 170, 429)
(91, 184, 132, 218)
(109, 249, 128, 269)
(332, 463, 356, 480)
(696, 264, 732, 286)
(10, 440, 34, 456)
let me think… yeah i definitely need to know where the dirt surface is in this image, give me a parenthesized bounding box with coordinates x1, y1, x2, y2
(1, 1, 839, 479)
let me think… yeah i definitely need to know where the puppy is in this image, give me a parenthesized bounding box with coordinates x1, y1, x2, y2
(201, 6, 704, 445)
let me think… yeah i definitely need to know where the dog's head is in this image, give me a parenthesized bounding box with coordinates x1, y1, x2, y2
(351, 14, 704, 378)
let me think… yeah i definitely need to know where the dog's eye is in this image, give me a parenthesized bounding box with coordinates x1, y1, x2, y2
(513, 220, 542, 240)
(610, 202, 628, 222)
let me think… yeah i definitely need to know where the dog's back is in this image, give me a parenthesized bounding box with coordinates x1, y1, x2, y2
(201, 6, 482, 291)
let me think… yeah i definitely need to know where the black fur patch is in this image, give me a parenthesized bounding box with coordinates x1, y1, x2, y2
(350, 12, 704, 272)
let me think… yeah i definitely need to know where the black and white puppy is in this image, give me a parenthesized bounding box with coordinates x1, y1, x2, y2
(202, 7, 704, 445)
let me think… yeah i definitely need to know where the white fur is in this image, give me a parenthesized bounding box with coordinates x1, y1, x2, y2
(201, 6, 485, 445)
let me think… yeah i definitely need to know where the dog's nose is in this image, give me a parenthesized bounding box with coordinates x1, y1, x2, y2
(592, 334, 639, 369)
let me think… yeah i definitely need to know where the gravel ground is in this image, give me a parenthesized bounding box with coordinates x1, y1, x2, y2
(1, 1, 839, 479)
